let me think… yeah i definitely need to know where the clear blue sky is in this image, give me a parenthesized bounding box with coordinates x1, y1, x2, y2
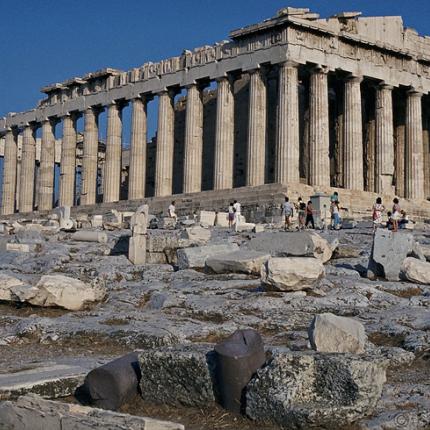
(1, 0, 430, 138)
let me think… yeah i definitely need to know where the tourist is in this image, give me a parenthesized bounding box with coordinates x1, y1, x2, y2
(372, 197, 385, 231)
(297, 197, 306, 230)
(330, 200, 341, 230)
(228, 203, 235, 229)
(282, 196, 294, 230)
(305, 200, 315, 229)
(398, 210, 413, 229)
(391, 197, 401, 230)
(387, 211, 398, 232)
(233, 200, 241, 230)
(168, 201, 177, 221)
(330, 191, 339, 203)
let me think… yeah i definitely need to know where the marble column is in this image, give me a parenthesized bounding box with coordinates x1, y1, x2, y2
(375, 84, 394, 194)
(81, 107, 100, 206)
(59, 114, 77, 207)
(343, 76, 363, 190)
(276, 61, 300, 184)
(103, 102, 123, 203)
(38, 119, 56, 211)
(19, 125, 36, 213)
(214, 76, 235, 190)
(155, 90, 174, 197)
(129, 97, 148, 200)
(1, 129, 18, 215)
(309, 67, 330, 187)
(246, 68, 267, 186)
(183, 84, 204, 193)
(405, 90, 425, 199)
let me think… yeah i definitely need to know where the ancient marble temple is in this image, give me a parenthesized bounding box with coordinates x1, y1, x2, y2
(1, 6, 430, 215)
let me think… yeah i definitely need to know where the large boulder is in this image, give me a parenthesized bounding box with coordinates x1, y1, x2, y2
(14, 275, 106, 311)
(401, 257, 430, 284)
(249, 231, 334, 263)
(368, 229, 424, 281)
(206, 250, 270, 275)
(261, 257, 325, 291)
(0, 394, 184, 430)
(177, 243, 239, 270)
(246, 351, 387, 428)
(308, 313, 367, 354)
(138, 345, 215, 407)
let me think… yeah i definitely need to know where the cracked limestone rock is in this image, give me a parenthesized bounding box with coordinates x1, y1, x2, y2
(206, 250, 270, 275)
(246, 351, 387, 428)
(308, 313, 367, 354)
(261, 257, 325, 291)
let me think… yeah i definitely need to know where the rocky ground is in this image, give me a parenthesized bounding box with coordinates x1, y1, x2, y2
(0, 216, 429, 429)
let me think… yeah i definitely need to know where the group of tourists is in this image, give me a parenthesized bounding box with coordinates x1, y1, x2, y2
(372, 197, 412, 232)
(167, 192, 412, 233)
(282, 196, 316, 231)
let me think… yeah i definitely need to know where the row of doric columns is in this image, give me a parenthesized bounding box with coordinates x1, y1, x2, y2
(1, 63, 428, 215)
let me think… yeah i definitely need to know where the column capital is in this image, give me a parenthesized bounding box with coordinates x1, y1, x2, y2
(377, 81, 394, 91)
(310, 64, 331, 75)
(279, 59, 300, 69)
(215, 74, 235, 85)
(344, 74, 363, 84)
(407, 87, 424, 97)
(155, 88, 177, 98)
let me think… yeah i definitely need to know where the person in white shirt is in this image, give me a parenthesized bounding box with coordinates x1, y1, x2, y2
(168, 201, 177, 220)
(228, 203, 235, 229)
(282, 196, 293, 230)
(233, 200, 241, 232)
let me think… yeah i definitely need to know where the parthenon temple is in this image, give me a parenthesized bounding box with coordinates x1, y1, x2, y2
(1, 6, 430, 216)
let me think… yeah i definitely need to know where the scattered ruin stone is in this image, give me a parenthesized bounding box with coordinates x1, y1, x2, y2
(214, 329, 266, 413)
(6, 243, 38, 253)
(72, 230, 108, 244)
(261, 257, 325, 291)
(82, 352, 140, 410)
(308, 313, 367, 354)
(246, 351, 387, 428)
(91, 215, 103, 228)
(368, 229, 425, 281)
(401, 257, 430, 284)
(128, 205, 148, 265)
(0, 394, 184, 430)
(14, 275, 107, 311)
(181, 225, 211, 245)
(177, 243, 239, 270)
(249, 231, 334, 263)
(215, 212, 229, 227)
(138, 344, 216, 407)
(0, 359, 100, 401)
(206, 250, 270, 275)
(198, 210, 216, 227)
(0, 273, 25, 301)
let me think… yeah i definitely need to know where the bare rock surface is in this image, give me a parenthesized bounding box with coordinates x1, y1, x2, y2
(0, 393, 184, 429)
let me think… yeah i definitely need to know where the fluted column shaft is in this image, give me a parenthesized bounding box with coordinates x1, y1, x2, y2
(129, 97, 147, 200)
(59, 115, 77, 207)
(1, 129, 17, 215)
(276, 62, 299, 184)
(155, 91, 175, 197)
(103, 103, 123, 203)
(246, 69, 267, 186)
(81, 108, 99, 206)
(39, 119, 56, 210)
(309, 68, 330, 187)
(375, 84, 394, 194)
(214, 76, 235, 190)
(19, 125, 36, 213)
(405, 90, 425, 199)
(343, 76, 363, 190)
(183, 84, 203, 193)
